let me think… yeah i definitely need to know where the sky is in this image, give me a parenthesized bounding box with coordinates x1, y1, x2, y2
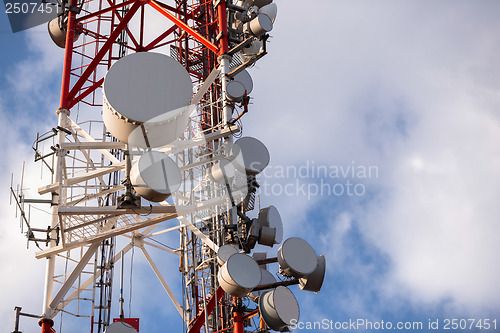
(1, 0, 500, 333)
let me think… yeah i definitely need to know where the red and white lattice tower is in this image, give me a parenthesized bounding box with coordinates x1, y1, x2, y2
(11, 0, 325, 332)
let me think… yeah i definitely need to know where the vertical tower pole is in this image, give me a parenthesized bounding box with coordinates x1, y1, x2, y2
(232, 297, 244, 333)
(40, 0, 77, 330)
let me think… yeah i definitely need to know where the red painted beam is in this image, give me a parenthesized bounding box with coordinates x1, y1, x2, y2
(145, 25, 177, 51)
(59, 0, 77, 109)
(39, 318, 55, 333)
(75, 0, 136, 24)
(216, 0, 229, 55)
(149, 0, 219, 54)
(188, 286, 225, 333)
(67, 0, 143, 102)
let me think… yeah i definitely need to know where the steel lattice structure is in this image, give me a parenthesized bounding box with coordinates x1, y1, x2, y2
(10, 1, 324, 333)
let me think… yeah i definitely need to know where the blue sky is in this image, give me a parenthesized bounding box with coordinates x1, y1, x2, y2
(1, 1, 500, 333)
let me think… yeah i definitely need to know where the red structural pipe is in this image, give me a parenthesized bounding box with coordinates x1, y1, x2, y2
(67, 0, 143, 102)
(188, 286, 225, 333)
(149, 0, 219, 54)
(232, 297, 244, 333)
(216, 0, 229, 55)
(39, 318, 55, 333)
(59, 0, 77, 109)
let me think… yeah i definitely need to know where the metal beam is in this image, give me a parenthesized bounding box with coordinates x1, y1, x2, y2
(149, 0, 218, 54)
(61, 142, 127, 150)
(141, 246, 187, 322)
(38, 163, 125, 195)
(68, 118, 121, 164)
(178, 216, 218, 252)
(50, 242, 134, 319)
(36, 213, 177, 258)
(187, 286, 225, 333)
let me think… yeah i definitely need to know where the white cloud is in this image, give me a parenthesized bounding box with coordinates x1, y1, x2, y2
(245, 0, 500, 316)
(3, 1, 500, 332)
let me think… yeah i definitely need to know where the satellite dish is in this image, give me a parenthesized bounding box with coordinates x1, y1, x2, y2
(207, 159, 236, 185)
(259, 286, 300, 332)
(244, 14, 273, 37)
(230, 68, 254, 95)
(104, 322, 137, 333)
(231, 137, 270, 175)
(249, 268, 277, 302)
(257, 205, 283, 245)
(102, 52, 193, 148)
(225, 80, 246, 102)
(218, 253, 261, 297)
(48, 18, 81, 48)
(217, 244, 239, 266)
(277, 237, 318, 278)
(130, 151, 182, 202)
(259, 3, 277, 23)
(299, 255, 326, 293)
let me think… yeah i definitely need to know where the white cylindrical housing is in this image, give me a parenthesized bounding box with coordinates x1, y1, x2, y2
(299, 255, 326, 293)
(259, 286, 300, 331)
(225, 80, 246, 102)
(218, 253, 261, 297)
(245, 13, 273, 37)
(278, 237, 318, 278)
(130, 151, 181, 202)
(102, 52, 193, 148)
(207, 158, 236, 184)
(257, 205, 283, 245)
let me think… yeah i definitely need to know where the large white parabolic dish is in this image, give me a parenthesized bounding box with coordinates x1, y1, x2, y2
(103, 52, 193, 148)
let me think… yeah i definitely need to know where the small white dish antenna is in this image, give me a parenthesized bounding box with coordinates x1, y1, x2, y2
(218, 253, 261, 297)
(259, 3, 277, 23)
(231, 137, 270, 176)
(230, 68, 254, 94)
(244, 13, 273, 37)
(130, 151, 182, 202)
(217, 244, 239, 266)
(226, 80, 246, 102)
(259, 286, 300, 331)
(257, 205, 283, 245)
(299, 255, 326, 293)
(207, 158, 237, 185)
(277, 237, 318, 278)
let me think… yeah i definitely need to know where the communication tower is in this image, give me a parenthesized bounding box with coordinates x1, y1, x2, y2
(10, 1, 326, 333)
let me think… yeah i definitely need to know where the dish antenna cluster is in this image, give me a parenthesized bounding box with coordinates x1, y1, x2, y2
(10, 0, 326, 333)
